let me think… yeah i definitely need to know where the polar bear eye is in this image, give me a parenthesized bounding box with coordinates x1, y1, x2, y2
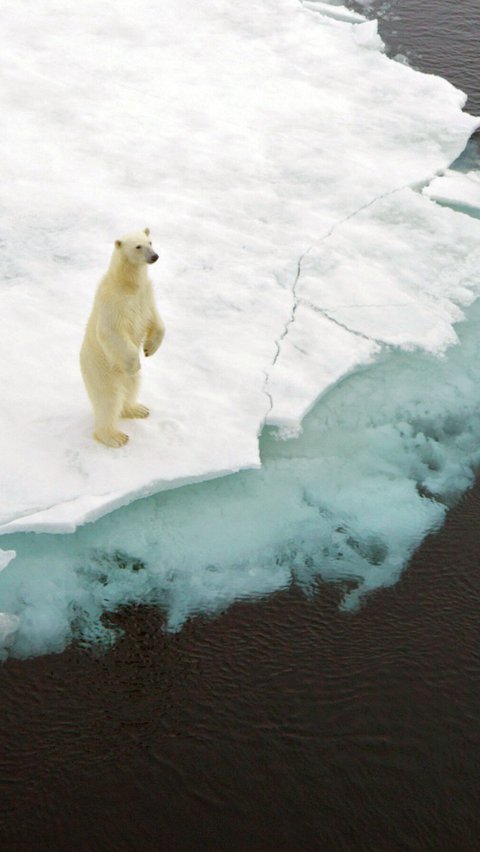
(136, 245, 142, 250)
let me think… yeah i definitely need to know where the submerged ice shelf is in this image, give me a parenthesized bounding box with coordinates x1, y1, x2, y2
(1, 0, 480, 655)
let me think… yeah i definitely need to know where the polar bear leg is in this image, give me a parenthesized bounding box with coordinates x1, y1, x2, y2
(92, 376, 129, 447)
(121, 372, 150, 419)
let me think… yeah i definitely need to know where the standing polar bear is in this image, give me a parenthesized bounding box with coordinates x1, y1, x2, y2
(80, 228, 165, 447)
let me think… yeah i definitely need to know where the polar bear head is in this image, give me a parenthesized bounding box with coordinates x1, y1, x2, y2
(115, 228, 159, 266)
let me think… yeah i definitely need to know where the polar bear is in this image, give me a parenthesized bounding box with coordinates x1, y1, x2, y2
(80, 228, 165, 447)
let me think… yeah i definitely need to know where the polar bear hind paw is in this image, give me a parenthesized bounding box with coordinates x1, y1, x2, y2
(94, 429, 129, 448)
(121, 403, 150, 419)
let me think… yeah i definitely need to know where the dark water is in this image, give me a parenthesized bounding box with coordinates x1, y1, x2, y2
(2, 486, 480, 852)
(2, 3, 480, 850)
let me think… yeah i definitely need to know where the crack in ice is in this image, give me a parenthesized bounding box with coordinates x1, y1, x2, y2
(262, 182, 413, 420)
(298, 298, 388, 347)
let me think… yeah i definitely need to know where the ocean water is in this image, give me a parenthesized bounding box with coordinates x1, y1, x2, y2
(2, 1, 480, 850)
(362, 0, 480, 119)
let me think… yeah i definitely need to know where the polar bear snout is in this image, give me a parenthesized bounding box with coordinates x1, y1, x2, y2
(147, 251, 159, 264)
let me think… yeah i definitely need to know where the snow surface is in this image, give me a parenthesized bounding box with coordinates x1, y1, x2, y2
(1, 0, 480, 656)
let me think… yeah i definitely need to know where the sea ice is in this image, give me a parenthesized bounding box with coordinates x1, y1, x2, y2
(0, 0, 478, 537)
(1, 0, 480, 656)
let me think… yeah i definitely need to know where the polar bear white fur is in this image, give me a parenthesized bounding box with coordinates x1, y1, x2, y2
(80, 228, 165, 447)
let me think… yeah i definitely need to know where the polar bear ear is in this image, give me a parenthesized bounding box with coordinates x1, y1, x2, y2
(144, 227, 150, 236)
(115, 239, 122, 248)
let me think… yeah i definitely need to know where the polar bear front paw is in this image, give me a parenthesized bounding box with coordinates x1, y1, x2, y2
(94, 429, 129, 448)
(143, 340, 157, 357)
(144, 328, 164, 357)
(121, 403, 150, 419)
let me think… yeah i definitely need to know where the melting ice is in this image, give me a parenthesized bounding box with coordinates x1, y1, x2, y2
(1, 0, 480, 656)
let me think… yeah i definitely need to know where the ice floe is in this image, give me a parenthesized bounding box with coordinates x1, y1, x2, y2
(0, 0, 478, 537)
(1, 0, 480, 655)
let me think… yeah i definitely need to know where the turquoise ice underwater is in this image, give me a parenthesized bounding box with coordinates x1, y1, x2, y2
(3, 285, 480, 657)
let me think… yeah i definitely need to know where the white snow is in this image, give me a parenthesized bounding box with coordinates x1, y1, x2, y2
(1, 0, 480, 656)
(423, 169, 480, 213)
